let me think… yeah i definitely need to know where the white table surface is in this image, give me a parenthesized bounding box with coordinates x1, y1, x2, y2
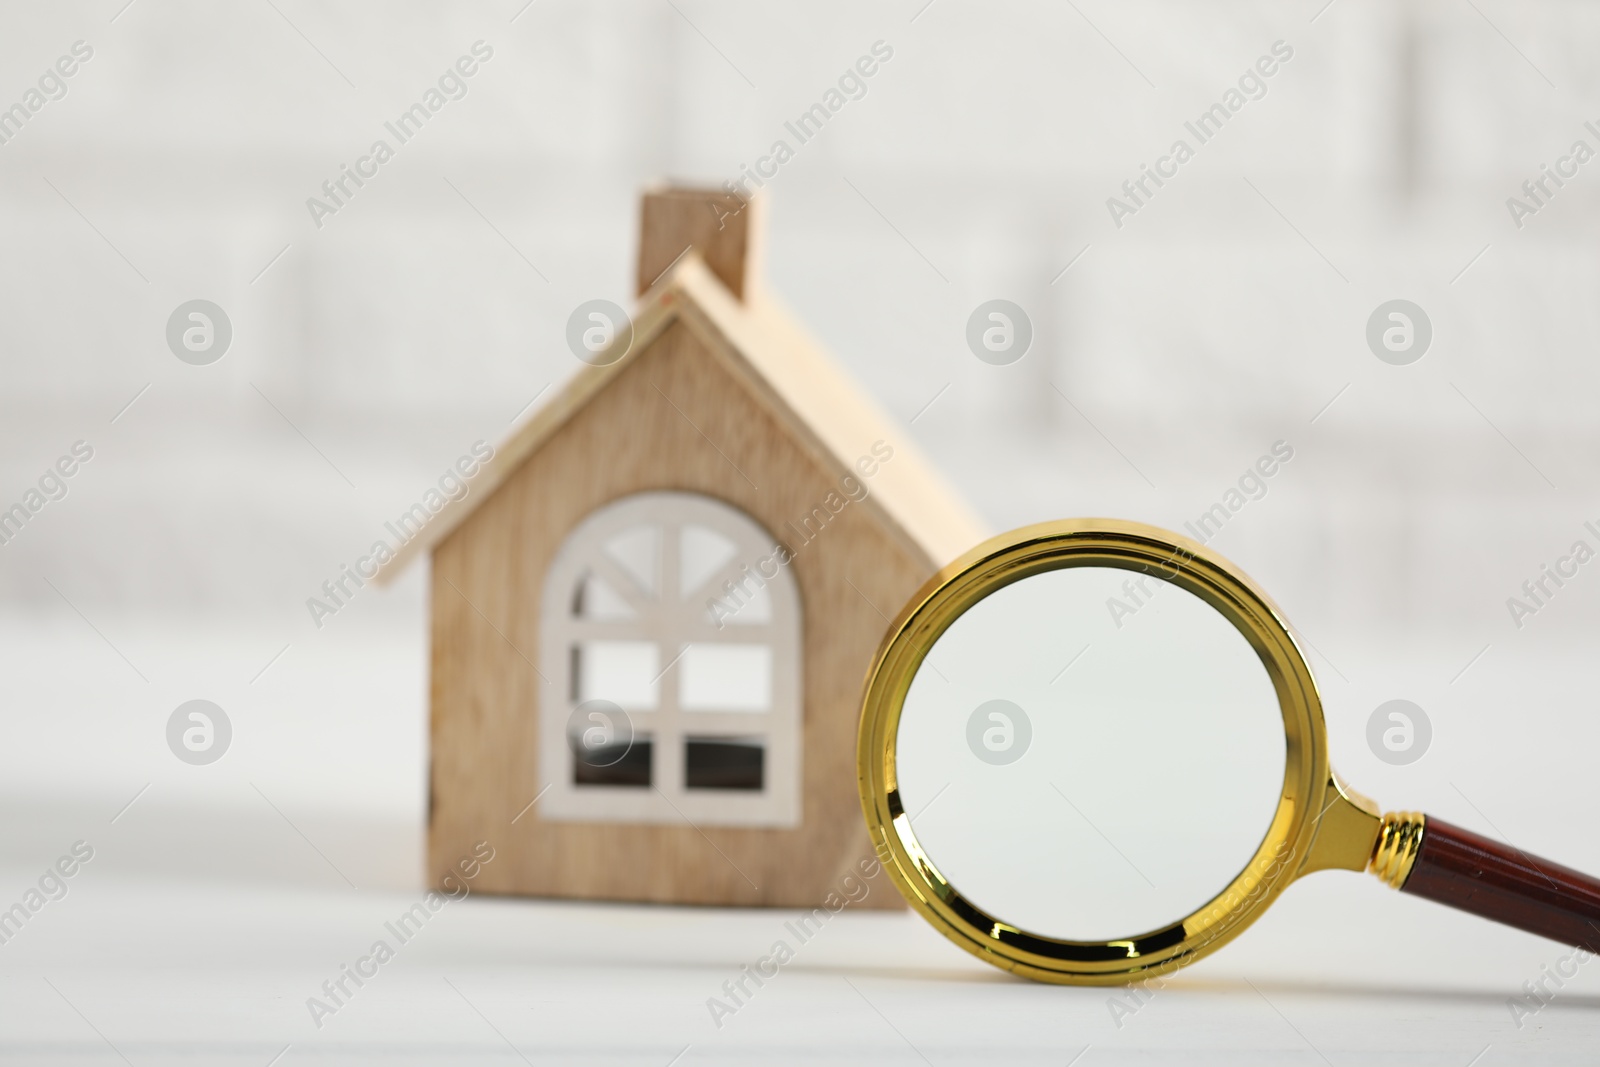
(3, 610, 1598, 1065)
(1, 797, 1596, 1066)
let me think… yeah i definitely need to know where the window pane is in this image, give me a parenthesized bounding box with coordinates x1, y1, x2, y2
(572, 572, 635, 620)
(573, 736, 653, 787)
(680, 523, 737, 599)
(685, 737, 763, 791)
(574, 640, 659, 709)
(704, 577, 772, 626)
(603, 526, 658, 597)
(679, 644, 771, 712)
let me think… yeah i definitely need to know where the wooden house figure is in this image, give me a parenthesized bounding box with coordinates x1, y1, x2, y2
(386, 186, 985, 907)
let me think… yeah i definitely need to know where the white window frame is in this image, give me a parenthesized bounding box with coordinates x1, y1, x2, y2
(538, 491, 802, 827)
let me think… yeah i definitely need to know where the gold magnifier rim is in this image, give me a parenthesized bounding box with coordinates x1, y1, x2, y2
(856, 518, 1328, 985)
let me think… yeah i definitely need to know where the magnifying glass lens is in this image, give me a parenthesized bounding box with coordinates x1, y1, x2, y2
(894, 565, 1287, 941)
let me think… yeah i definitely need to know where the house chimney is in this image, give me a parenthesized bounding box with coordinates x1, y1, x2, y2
(636, 185, 760, 301)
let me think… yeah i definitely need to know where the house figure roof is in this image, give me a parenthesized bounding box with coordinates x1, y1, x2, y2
(382, 191, 985, 581)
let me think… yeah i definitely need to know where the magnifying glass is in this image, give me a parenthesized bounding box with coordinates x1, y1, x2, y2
(858, 519, 1600, 983)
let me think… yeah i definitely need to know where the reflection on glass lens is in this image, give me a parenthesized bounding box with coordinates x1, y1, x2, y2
(895, 565, 1287, 941)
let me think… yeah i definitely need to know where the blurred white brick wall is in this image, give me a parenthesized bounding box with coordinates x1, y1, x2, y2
(1, 0, 1596, 655)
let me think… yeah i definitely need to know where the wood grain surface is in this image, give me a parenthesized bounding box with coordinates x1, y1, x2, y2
(1402, 817, 1600, 952)
(636, 185, 761, 300)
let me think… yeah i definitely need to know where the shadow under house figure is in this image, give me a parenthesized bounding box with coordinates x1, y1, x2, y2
(381, 186, 985, 908)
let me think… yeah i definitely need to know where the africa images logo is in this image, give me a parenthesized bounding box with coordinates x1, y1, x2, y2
(1105, 40, 1294, 229)
(305, 42, 495, 229)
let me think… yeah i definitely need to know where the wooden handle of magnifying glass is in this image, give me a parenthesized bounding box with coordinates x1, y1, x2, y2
(1375, 814, 1600, 951)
